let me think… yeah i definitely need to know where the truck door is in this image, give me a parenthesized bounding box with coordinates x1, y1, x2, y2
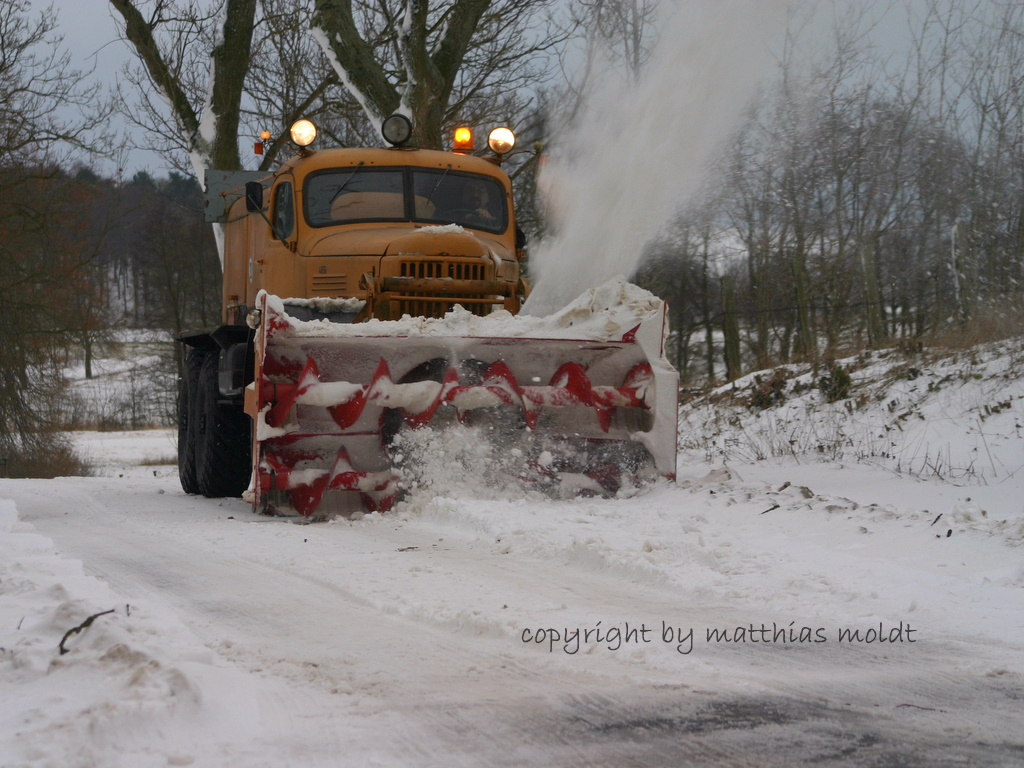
(246, 176, 297, 304)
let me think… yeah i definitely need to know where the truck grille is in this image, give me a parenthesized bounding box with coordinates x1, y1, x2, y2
(399, 260, 487, 280)
(395, 259, 493, 318)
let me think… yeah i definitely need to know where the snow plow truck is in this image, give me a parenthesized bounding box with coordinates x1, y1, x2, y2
(179, 115, 677, 518)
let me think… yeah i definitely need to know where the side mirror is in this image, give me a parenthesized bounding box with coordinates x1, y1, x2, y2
(245, 181, 264, 212)
(515, 225, 527, 249)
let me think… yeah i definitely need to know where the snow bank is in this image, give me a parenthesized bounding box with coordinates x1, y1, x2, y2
(681, 339, 1024, 500)
(0, 501, 262, 768)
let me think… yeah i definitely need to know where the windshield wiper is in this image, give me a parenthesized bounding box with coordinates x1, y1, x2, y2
(329, 162, 364, 205)
(428, 164, 452, 197)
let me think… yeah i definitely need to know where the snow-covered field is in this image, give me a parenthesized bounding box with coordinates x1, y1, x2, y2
(2, 340, 1024, 766)
(62, 331, 176, 430)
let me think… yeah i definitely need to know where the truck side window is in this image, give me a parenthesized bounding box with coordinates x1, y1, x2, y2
(272, 182, 294, 240)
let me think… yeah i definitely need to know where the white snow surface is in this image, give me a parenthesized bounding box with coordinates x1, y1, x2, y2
(3, 339, 1024, 766)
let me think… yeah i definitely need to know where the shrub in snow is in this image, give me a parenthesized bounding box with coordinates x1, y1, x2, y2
(818, 365, 852, 403)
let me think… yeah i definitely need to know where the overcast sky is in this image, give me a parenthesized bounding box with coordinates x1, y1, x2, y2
(28, 0, 170, 175)
(32, 0, 942, 179)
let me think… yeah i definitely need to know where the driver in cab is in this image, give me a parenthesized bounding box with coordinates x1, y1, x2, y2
(447, 179, 499, 228)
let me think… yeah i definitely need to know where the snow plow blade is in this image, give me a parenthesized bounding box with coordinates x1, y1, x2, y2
(243, 279, 678, 517)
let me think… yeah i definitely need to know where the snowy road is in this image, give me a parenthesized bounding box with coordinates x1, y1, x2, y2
(3, 438, 1023, 767)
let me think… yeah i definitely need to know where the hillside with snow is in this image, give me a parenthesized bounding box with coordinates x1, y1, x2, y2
(2, 337, 1023, 767)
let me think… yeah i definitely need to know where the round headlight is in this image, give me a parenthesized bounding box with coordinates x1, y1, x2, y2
(488, 127, 516, 155)
(382, 114, 413, 147)
(290, 119, 317, 147)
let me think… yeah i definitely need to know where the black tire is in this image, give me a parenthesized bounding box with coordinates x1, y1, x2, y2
(177, 348, 205, 494)
(195, 351, 252, 498)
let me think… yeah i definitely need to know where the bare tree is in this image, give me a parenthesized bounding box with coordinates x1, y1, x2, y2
(111, 0, 567, 175)
(247, 0, 355, 166)
(310, 0, 567, 149)
(557, 0, 659, 121)
(634, 219, 705, 379)
(110, 0, 257, 176)
(0, 0, 110, 476)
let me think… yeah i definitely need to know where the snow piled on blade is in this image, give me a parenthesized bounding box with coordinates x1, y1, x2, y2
(266, 276, 663, 340)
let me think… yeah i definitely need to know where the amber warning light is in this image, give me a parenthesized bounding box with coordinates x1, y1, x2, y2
(453, 126, 473, 151)
(255, 130, 272, 155)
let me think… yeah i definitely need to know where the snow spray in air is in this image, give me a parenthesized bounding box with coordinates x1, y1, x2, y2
(523, 0, 788, 315)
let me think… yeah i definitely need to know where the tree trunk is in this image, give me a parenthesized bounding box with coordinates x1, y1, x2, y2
(748, 243, 770, 369)
(722, 275, 742, 381)
(312, 0, 490, 149)
(791, 223, 815, 361)
(83, 334, 93, 380)
(109, 0, 257, 172)
(675, 325, 691, 383)
(860, 240, 887, 348)
(950, 219, 971, 325)
(701, 234, 715, 381)
(209, 0, 258, 170)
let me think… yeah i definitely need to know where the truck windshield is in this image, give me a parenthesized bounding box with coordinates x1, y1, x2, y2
(303, 167, 507, 234)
